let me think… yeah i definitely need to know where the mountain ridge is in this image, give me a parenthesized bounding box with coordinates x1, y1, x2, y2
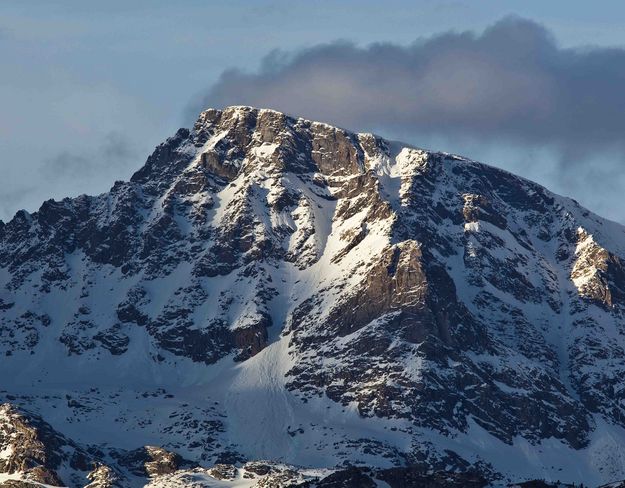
(1, 106, 625, 486)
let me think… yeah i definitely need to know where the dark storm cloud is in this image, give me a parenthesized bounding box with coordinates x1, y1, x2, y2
(192, 16, 625, 154)
(42, 132, 137, 180)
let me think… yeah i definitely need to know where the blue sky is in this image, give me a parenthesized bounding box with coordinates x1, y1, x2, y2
(2, 1, 625, 221)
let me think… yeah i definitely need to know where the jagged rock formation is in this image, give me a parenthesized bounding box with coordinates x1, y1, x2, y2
(0, 403, 93, 486)
(2, 106, 625, 486)
(84, 465, 124, 488)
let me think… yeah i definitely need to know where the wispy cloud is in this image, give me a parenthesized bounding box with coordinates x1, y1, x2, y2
(0, 187, 36, 221)
(41, 132, 137, 181)
(0, 132, 138, 222)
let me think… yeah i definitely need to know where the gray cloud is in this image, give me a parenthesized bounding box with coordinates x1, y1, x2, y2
(188, 16, 625, 222)
(192, 16, 625, 155)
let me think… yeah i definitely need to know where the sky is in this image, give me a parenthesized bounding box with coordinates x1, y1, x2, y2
(2, 1, 625, 222)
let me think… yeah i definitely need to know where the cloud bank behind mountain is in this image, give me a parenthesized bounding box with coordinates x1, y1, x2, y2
(192, 16, 625, 221)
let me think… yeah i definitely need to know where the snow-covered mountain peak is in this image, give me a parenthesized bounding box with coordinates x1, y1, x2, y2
(2, 107, 625, 486)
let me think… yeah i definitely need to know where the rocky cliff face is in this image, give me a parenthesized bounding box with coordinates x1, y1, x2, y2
(1, 106, 625, 487)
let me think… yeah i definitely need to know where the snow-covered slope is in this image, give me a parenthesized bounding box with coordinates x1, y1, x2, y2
(1, 106, 625, 487)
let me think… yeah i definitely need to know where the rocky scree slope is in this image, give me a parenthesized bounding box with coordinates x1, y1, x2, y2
(1, 106, 625, 486)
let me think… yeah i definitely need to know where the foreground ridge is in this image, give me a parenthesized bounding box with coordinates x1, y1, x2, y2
(2, 106, 625, 486)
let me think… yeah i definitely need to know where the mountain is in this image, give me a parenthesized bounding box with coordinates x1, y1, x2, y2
(1, 106, 625, 487)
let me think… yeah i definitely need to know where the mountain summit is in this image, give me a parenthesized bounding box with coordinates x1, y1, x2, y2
(1, 106, 625, 487)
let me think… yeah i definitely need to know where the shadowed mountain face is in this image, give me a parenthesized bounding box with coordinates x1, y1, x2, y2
(1, 106, 625, 487)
